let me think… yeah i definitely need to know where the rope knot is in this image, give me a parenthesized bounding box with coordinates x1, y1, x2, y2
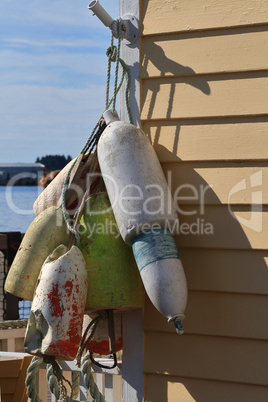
(106, 45, 117, 62)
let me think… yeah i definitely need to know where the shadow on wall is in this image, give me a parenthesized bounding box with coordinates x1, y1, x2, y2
(142, 150, 268, 401)
(138, 5, 268, 398)
(140, 40, 211, 121)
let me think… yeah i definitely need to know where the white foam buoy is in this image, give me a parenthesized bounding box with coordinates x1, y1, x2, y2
(97, 110, 188, 334)
(97, 110, 178, 245)
(132, 228, 187, 334)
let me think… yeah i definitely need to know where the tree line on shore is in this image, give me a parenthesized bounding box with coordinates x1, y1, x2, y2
(35, 154, 72, 171)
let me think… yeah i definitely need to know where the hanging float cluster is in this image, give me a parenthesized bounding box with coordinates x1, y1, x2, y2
(4, 8, 188, 400)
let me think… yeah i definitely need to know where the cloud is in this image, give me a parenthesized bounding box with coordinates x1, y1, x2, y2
(0, 83, 109, 162)
(0, 0, 120, 162)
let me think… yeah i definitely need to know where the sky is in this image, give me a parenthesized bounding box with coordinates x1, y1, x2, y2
(0, 0, 119, 163)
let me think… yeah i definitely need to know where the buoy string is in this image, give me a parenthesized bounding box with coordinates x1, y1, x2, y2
(80, 21, 132, 157)
(61, 18, 132, 247)
(61, 156, 80, 247)
(76, 314, 103, 368)
(112, 18, 122, 114)
(67, 153, 98, 250)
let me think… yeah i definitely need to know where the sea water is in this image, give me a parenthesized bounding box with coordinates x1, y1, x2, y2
(0, 186, 43, 232)
(0, 186, 44, 318)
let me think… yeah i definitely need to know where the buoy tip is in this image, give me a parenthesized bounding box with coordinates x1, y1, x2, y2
(168, 315, 185, 335)
(174, 318, 184, 335)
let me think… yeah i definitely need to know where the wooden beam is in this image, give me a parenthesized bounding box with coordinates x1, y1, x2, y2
(0, 234, 8, 250)
(12, 355, 33, 402)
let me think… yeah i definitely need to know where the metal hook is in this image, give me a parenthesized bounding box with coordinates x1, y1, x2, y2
(88, 0, 139, 46)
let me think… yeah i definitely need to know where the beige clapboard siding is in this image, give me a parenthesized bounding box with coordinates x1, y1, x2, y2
(144, 292, 268, 340)
(141, 73, 268, 120)
(141, 28, 268, 78)
(142, 118, 268, 162)
(180, 248, 268, 295)
(161, 162, 267, 205)
(144, 332, 268, 385)
(141, 0, 268, 35)
(173, 206, 267, 250)
(145, 373, 268, 402)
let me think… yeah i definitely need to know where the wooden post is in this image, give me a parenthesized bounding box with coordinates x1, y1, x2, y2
(119, 0, 144, 400)
(122, 310, 144, 402)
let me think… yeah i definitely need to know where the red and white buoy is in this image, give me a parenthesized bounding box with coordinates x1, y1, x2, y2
(25, 244, 88, 360)
(83, 313, 123, 356)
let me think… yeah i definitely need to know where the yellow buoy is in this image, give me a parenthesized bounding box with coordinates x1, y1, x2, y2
(5, 206, 70, 300)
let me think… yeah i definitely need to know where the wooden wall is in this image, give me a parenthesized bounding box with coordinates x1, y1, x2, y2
(140, 1, 268, 400)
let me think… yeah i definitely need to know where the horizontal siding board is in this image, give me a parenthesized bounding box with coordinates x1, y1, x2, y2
(162, 163, 267, 204)
(140, 74, 268, 120)
(141, 0, 268, 395)
(144, 332, 268, 385)
(141, 29, 268, 78)
(144, 292, 268, 339)
(141, 0, 268, 35)
(145, 373, 268, 402)
(173, 206, 268, 250)
(180, 249, 268, 294)
(142, 118, 268, 162)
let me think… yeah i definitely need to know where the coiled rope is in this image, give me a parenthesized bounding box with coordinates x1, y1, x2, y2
(25, 356, 43, 402)
(0, 319, 28, 329)
(25, 352, 107, 402)
(81, 352, 106, 402)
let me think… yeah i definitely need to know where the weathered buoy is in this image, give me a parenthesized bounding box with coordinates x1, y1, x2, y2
(83, 313, 123, 355)
(97, 110, 178, 245)
(33, 153, 101, 216)
(97, 110, 188, 333)
(132, 228, 187, 334)
(4, 206, 70, 301)
(25, 245, 88, 360)
(79, 192, 144, 313)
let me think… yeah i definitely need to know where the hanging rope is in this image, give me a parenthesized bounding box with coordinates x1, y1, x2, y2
(81, 352, 106, 402)
(61, 157, 80, 246)
(61, 17, 132, 245)
(0, 319, 28, 329)
(25, 356, 43, 402)
(72, 371, 80, 400)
